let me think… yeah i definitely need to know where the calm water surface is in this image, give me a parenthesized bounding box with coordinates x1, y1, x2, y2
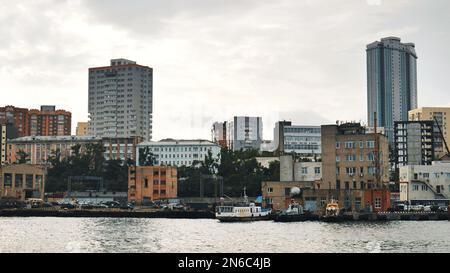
(0, 217, 449, 253)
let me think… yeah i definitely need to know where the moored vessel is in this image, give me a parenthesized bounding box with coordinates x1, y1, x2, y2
(215, 188, 272, 222)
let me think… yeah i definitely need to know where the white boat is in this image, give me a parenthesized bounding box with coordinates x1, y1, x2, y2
(215, 188, 272, 222)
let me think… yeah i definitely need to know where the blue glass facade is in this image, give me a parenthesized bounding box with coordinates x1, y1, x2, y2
(367, 37, 418, 143)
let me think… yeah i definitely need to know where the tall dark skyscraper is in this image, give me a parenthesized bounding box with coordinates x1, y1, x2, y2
(367, 37, 418, 142)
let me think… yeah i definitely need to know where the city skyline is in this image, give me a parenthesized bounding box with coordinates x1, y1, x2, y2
(2, 0, 450, 141)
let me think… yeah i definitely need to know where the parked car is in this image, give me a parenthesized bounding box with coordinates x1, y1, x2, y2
(438, 206, 448, 212)
(60, 203, 76, 209)
(120, 203, 134, 210)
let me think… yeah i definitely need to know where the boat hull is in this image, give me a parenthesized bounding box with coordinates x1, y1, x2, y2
(217, 215, 272, 222)
(274, 214, 318, 222)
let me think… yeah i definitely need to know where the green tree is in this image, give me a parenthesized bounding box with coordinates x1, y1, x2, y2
(139, 146, 155, 166)
(16, 150, 29, 164)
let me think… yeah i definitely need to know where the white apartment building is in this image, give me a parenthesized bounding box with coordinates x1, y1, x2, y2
(88, 59, 153, 141)
(227, 116, 263, 151)
(136, 139, 221, 167)
(399, 161, 450, 204)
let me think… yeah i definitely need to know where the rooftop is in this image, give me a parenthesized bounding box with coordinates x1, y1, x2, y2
(138, 139, 218, 146)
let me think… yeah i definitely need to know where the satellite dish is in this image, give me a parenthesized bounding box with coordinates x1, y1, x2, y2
(290, 187, 301, 197)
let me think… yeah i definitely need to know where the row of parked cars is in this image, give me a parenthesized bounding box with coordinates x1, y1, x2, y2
(393, 204, 448, 212)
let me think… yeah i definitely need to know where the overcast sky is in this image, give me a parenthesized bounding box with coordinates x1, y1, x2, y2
(1, 0, 450, 140)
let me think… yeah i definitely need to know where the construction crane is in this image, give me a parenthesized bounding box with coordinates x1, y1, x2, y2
(433, 116, 450, 157)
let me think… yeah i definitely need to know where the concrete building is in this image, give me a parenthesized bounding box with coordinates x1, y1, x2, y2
(102, 136, 142, 162)
(7, 135, 101, 164)
(211, 121, 227, 148)
(261, 183, 390, 213)
(321, 123, 390, 190)
(0, 106, 30, 137)
(76, 122, 88, 136)
(279, 155, 322, 184)
(7, 135, 141, 164)
(227, 116, 263, 151)
(128, 166, 177, 204)
(136, 139, 221, 167)
(367, 37, 418, 142)
(88, 59, 153, 141)
(409, 107, 450, 158)
(274, 121, 321, 158)
(394, 121, 434, 169)
(1, 124, 6, 165)
(0, 164, 46, 200)
(255, 157, 279, 168)
(399, 161, 450, 205)
(29, 105, 71, 136)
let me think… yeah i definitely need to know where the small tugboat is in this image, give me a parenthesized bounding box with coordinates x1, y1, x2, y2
(215, 188, 272, 222)
(321, 198, 343, 222)
(274, 200, 314, 222)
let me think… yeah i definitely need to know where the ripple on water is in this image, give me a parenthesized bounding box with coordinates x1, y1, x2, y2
(0, 218, 450, 253)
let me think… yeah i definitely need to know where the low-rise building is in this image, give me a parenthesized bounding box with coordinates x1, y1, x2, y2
(7, 135, 141, 164)
(399, 161, 450, 205)
(0, 164, 47, 200)
(128, 166, 177, 204)
(261, 182, 390, 212)
(7, 135, 101, 164)
(136, 139, 221, 167)
(255, 157, 279, 168)
(280, 155, 322, 183)
(102, 136, 142, 162)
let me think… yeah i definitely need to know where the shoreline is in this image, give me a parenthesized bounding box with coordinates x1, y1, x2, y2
(0, 209, 449, 221)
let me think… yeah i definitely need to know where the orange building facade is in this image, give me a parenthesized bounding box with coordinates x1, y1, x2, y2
(128, 166, 177, 204)
(0, 106, 30, 137)
(29, 106, 71, 136)
(0, 105, 71, 137)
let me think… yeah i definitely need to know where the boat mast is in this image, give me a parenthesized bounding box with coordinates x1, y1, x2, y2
(243, 187, 248, 204)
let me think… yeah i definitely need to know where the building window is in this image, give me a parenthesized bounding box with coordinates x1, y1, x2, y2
(413, 185, 419, 191)
(336, 180, 341, 190)
(301, 167, 308, 174)
(336, 167, 340, 175)
(285, 188, 291, 196)
(144, 178, 148, 188)
(267, 187, 273, 193)
(15, 174, 23, 188)
(374, 198, 382, 209)
(336, 156, 340, 162)
(320, 197, 327, 207)
(421, 185, 427, 191)
(353, 181, 357, 189)
(336, 142, 340, 149)
(359, 141, 364, 148)
(345, 142, 355, 149)
(355, 197, 362, 211)
(25, 174, 33, 188)
(367, 141, 375, 148)
(360, 181, 365, 190)
(344, 197, 351, 209)
(345, 181, 350, 190)
(4, 173, 12, 187)
(314, 167, 321, 174)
